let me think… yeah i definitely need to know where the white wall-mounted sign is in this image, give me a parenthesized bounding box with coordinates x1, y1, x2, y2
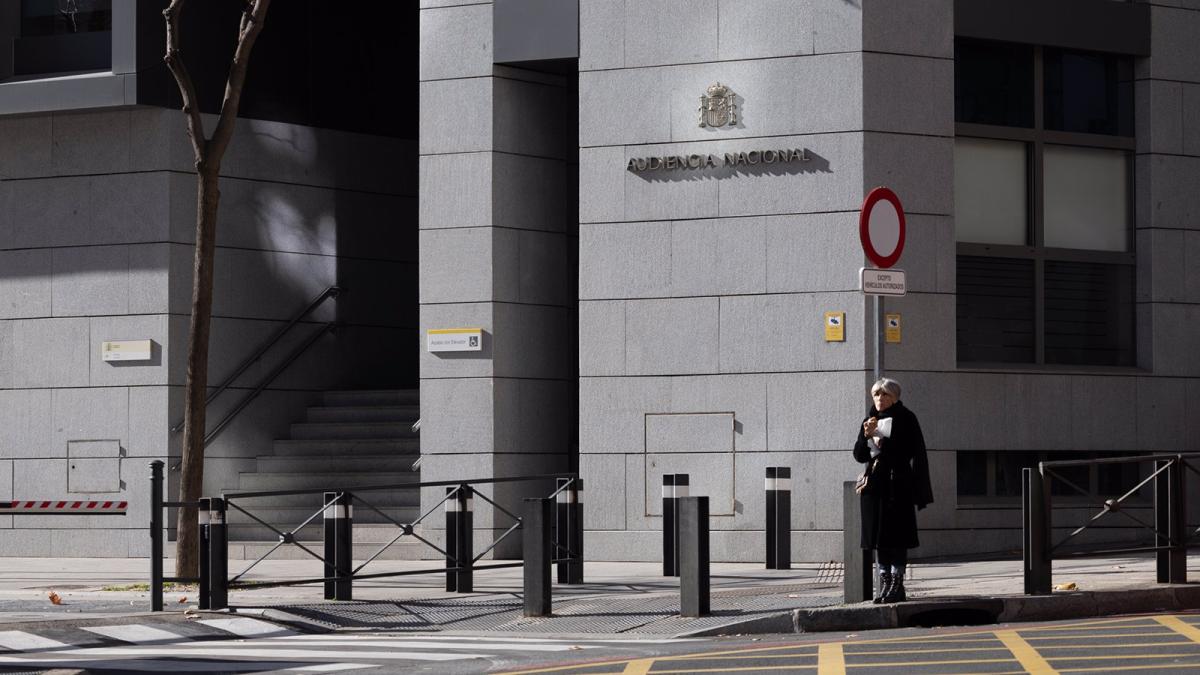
(427, 328, 483, 353)
(860, 268, 907, 296)
(101, 340, 152, 362)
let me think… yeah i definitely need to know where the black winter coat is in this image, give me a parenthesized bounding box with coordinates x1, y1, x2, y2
(852, 401, 933, 550)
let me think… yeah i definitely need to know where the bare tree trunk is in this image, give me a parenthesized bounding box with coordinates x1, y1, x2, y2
(176, 167, 221, 577)
(164, 0, 273, 578)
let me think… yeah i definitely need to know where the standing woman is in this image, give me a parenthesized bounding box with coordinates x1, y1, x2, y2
(853, 378, 933, 603)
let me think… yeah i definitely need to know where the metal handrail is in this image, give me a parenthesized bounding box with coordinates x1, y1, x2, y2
(171, 285, 341, 434)
(202, 322, 337, 446)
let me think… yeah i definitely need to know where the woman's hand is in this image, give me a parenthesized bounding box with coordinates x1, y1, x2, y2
(863, 417, 878, 437)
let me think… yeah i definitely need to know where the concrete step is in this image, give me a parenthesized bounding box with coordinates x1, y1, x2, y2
(226, 521, 422, 543)
(236, 472, 420, 491)
(323, 390, 420, 407)
(228, 540, 433, 561)
(255, 454, 417, 473)
(306, 405, 420, 423)
(290, 422, 418, 440)
(271, 439, 420, 456)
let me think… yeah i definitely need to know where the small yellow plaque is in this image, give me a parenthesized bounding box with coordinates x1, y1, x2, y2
(824, 311, 845, 342)
(885, 313, 902, 343)
(101, 339, 153, 362)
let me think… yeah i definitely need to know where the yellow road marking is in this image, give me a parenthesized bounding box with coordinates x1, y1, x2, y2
(817, 643, 845, 675)
(1155, 614, 1200, 643)
(1043, 653, 1200, 661)
(996, 630, 1058, 674)
(645, 667, 817, 674)
(1057, 663, 1200, 673)
(1024, 631, 1179, 640)
(621, 659, 654, 675)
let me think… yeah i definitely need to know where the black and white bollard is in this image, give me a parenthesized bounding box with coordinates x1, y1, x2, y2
(555, 478, 584, 584)
(150, 461, 165, 612)
(679, 496, 710, 618)
(662, 473, 689, 576)
(206, 497, 229, 610)
(445, 485, 474, 593)
(198, 499, 211, 610)
(324, 491, 353, 601)
(842, 481, 872, 603)
(765, 467, 791, 570)
(1022, 468, 1051, 595)
(523, 498, 553, 617)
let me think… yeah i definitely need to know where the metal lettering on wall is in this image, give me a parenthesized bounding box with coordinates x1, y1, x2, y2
(626, 148, 810, 173)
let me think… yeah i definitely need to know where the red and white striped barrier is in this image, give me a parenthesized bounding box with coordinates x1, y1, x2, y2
(0, 500, 128, 515)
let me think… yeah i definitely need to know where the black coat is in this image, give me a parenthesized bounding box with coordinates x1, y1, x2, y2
(852, 401, 933, 550)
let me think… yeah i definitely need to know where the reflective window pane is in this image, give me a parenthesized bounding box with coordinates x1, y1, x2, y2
(957, 452, 988, 496)
(21, 0, 112, 36)
(954, 138, 1028, 245)
(1044, 261, 1135, 366)
(1043, 145, 1129, 252)
(955, 39, 1034, 127)
(1044, 48, 1134, 136)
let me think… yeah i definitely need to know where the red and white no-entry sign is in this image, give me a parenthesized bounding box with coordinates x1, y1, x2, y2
(859, 187, 906, 269)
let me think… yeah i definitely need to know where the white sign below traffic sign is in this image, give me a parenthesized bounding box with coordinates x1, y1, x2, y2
(860, 267, 907, 296)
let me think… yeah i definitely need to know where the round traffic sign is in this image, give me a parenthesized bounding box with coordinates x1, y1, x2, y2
(859, 187, 906, 269)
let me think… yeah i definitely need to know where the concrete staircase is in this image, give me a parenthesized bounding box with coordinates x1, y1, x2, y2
(225, 389, 429, 560)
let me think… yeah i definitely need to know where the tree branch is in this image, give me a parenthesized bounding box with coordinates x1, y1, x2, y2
(209, 0, 273, 162)
(162, 0, 207, 165)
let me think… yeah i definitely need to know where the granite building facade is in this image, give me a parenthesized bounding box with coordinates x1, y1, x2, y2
(1, 0, 1197, 562)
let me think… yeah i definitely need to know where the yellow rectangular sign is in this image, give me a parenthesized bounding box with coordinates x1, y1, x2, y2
(824, 311, 845, 342)
(885, 313, 902, 343)
(101, 340, 152, 362)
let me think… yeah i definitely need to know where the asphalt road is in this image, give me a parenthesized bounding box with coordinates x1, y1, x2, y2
(499, 611, 1200, 675)
(4, 612, 1200, 673)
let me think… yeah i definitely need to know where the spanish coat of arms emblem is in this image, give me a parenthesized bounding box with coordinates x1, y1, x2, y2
(698, 82, 736, 128)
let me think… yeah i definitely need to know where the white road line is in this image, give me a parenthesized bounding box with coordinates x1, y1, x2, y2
(0, 630, 69, 651)
(274, 634, 690, 644)
(83, 624, 186, 644)
(198, 617, 296, 638)
(216, 638, 588, 652)
(0, 646, 492, 662)
(291, 665, 377, 672)
(0, 656, 295, 672)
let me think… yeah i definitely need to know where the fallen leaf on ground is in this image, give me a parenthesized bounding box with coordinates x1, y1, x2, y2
(1054, 582, 1078, 591)
(568, 645, 583, 651)
(47, 591, 62, 605)
(178, 596, 188, 603)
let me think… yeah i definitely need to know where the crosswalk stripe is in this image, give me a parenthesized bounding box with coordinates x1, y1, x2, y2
(220, 638, 589, 652)
(0, 630, 69, 651)
(0, 646, 493, 662)
(198, 617, 296, 638)
(83, 624, 186, 644)
(290, 665, 377, 672)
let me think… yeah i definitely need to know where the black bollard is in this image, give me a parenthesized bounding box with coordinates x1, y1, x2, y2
(1022, 468, 1051, 595)
(207, 497, 229, 610)
(1155, 458, 1187, 584)
(842, 481, 872, 603)
(446, 485, 474, 593)
(662, 473, 689, 576)
(198, 499, 210, 610)
(555, 478, 584, 584)
(679, 496, 710, 617)
(149, 461, 164, 612)
(765, 467, 791, 570)
(523, 498, 553, 617)
(324, 491, 353, 600)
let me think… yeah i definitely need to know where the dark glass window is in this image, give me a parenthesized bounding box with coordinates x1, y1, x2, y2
(955, 39, 1034, 128)
(20, 0, 111, 36)
(957, 452, 988, 496)
(956, 257, 1035, 364)
(1044, 261, 1135, 366)
(995, 451, 1040, 497)
(1044, 48, 1134, 136)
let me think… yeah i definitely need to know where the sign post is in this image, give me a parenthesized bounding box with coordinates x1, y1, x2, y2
(859, 187, 907, 381)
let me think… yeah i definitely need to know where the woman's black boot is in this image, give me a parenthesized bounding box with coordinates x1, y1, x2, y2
(873, 571, 893, 604)
(884, 574, 906, 603)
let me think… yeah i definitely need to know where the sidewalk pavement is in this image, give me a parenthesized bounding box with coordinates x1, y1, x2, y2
(0, 555, 1196, 637)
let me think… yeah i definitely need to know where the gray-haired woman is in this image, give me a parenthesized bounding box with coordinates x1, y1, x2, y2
(852, 377, 933, 603)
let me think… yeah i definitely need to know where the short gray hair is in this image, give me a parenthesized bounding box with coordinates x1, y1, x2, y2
(871, 377, 902, 399)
